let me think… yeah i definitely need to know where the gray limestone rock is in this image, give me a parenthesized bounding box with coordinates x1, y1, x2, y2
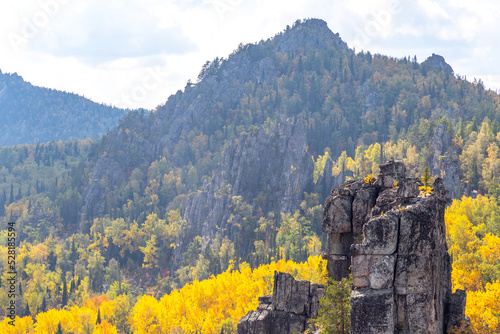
(237, 271, 324, 334)
(322, 194, 353, 233)
(350, 289, 396, 334)
(376, 160, 406, 188)
(352, 254, 396, 290)
(445, 289, 468, 331)
(352, 186, 378, 234)
(352, 212, 399, 255)
(320, 160, 468, 334)
(272, 272, 310, 315)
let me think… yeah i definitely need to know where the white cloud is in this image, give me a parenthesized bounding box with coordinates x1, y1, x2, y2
(417, 0, 450, 19)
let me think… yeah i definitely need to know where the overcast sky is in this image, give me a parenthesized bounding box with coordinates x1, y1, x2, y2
(0, 0, 498, 110)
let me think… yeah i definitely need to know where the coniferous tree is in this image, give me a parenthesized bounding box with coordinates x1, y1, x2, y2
(421, 166, 433, 188)
(24, 302, 30, 317)
(62, 278, 68, 307)
(96, 308, 102, 325)
(56, 322, 63, 334)
(40, 296, 47, 313)
(9, 183, 14, 204)
(316, 276, 352, 334)
(48, 250, 57, 271)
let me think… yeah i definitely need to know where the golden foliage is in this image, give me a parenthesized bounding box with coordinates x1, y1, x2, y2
(130, 256, 326, 334)
(446, 196, 500, 333)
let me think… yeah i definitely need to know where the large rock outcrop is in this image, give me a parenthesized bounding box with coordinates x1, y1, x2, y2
(181, 117, 314, 259)
(323, 160, 467, 333)
(237, 271, 324, 334)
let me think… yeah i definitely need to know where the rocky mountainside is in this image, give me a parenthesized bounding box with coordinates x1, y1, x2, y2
(4, 18, 500, 294)
(78, 17, 500, 275)
(0, 70, 127, 146)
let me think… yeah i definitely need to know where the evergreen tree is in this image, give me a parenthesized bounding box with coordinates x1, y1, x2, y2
(62, 278, 68, 307)
(96, 308, 102, 325)
(24, 302, 30, 317)
(40, 296, 47, 313)
(56, 322, 63, 334)
(48, 250, 57, 271)
(421, 166, 433, 188)
(316, 276, 352, 334)
(9, 183, 14, 204)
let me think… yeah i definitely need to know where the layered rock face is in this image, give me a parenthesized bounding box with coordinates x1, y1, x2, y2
(323, 160, 467, 333)
(182, 117, 313, 254)
(237, 271, 324, 334)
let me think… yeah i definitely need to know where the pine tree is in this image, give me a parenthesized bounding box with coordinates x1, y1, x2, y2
(96, 308, 102, 325)
(62, 278, 68, 307)
(40, 296, 47, 313)
(315, 275, 352, 334)
(421, 166, 433, 188)
(9, 183, 14, 204)
(56, 322, 63, 334)
(24, 302, 30, 317)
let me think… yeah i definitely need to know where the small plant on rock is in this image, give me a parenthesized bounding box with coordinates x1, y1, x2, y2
(364, 174, 375, 184)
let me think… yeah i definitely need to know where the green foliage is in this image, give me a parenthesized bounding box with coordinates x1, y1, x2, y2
(316, 275, 352, 334)
(421, 166, 433, 187)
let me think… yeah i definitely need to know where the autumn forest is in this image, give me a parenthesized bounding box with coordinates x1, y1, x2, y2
(1, 19, 500, 333)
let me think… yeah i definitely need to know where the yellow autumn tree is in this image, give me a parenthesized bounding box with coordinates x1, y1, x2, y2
(129, 256, 326, 334)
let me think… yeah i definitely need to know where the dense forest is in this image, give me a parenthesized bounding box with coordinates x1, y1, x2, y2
(0, 70, 128, 146)
(1, 18, 500, 332)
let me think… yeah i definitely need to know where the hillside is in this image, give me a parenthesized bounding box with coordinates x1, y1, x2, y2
(1, 18, 500, 331)
(0, 70, 128, 146)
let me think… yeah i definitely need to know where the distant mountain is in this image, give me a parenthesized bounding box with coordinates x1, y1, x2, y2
(0, 70, 128, 146)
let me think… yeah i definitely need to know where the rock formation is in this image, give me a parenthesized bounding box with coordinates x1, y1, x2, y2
(237, 271, 324, 334)
(181, 116, 314, 269)
(323, 160, 467, 333)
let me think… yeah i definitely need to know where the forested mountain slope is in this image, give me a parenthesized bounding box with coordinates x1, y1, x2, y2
(1, 19, 500, 329)
(0, 70, 127, 146)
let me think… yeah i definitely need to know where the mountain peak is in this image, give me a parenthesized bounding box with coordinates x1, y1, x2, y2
(422, 53, 454, 74)
(273, 18, 348, 54)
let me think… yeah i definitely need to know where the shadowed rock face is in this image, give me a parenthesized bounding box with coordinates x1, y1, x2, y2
(323, 160, 467, 334)
(237, 271, 324, 334)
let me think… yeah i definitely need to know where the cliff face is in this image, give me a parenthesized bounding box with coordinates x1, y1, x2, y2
(323, 160, 467, 333)
(182, 117, 314, 253)
(237, 271, 324, 334)
(432, 124, 460, 198)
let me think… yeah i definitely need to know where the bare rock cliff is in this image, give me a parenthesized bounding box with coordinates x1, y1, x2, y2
(237, 271, 324, 334)
(323, 160, 467, 333)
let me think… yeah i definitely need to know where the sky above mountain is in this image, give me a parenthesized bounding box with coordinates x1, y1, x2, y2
(0, 0, 498, 109)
